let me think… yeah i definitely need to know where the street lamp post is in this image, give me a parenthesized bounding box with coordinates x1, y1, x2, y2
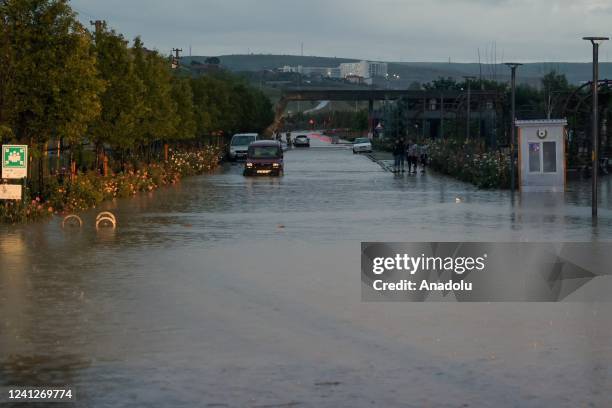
(463, 76, 476, 140)
(505, 63, 522, 192)
(583, 37, 609, 221)
(440, 93, 445, 139)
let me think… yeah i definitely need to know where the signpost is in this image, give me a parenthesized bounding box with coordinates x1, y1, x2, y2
(0, 184, 22, 200)
(2, 145, 28, 179)
(1, 145, 28, 202)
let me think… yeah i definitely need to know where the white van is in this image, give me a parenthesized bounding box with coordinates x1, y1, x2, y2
(229, 133, 258, 161)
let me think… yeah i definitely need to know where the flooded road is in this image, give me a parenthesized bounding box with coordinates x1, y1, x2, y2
(1, 134, 611, 407)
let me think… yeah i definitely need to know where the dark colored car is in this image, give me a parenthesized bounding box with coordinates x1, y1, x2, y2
(293, 135, 310, 147)
(244, 140, 284, 176)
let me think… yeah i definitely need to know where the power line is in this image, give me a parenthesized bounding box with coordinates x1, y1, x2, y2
(72, 5, 97, 21)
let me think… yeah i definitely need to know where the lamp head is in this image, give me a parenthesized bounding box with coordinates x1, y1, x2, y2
(504, 62, 523, 69)
(583, 37, 609, 45)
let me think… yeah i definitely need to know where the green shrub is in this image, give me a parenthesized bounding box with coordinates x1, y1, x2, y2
(429, 139, 511, 189)
(1, 146, 222, 224)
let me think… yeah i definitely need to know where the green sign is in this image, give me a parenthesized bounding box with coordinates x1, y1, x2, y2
(2, 145, 28, 179)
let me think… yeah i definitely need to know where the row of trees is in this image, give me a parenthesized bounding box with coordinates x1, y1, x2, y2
(422, 71, 574, 120)
(383, 71, 577, 144)
(0, 0, 274, 169)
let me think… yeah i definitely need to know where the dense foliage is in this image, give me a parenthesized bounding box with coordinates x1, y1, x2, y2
(0, 146, 222, 223)
(428, 139, 511, 189)
(0, 0, 273, 223)
(0, 0, 273, 161)
(377, 72, 585, 188)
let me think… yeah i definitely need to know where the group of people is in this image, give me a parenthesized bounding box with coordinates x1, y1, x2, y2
(274, 131, 292, 146)
(392, 138, 428, 174)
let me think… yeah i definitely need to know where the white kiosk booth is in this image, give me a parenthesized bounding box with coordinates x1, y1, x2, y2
(516, 119, 567, 193)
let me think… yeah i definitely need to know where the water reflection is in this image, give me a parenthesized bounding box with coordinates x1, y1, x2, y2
(1, 354, 90, 387)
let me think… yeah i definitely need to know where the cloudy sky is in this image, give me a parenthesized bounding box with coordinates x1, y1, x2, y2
(71, 0, 612, 62)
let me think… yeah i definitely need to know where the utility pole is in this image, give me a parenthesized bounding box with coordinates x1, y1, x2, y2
(422, 98, 426, 140)
(440, 94, 444, 139)
(89, 20, 104, 33)
(172, 48, 183, 60)
(171, 48, 183, 70)
(505, 63, 522, 192)
(463, 76, 476, 140)
(583, 37, 609, 222)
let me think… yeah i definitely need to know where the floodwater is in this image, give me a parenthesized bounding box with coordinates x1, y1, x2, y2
(1, 134, 611, 407)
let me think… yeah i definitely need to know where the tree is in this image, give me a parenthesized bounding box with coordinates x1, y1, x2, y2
(0, 7, 15, 142)
(0, 0, 103, 147)
(191, 75, 227, 136)
(542, 70, 570, 93)
(1, 0, 103, 193)
(515, 84, 542, 118)
(204, 57, 220, 65)
(541, 70, 572, 118)
(190, 73, 273, 137)
(408, 81, 422, 90)
(170, 77, 196, 141)
(132, 37, 178, 150)
(423, 77, 461, 91)
(353, 110, 369, 132)
(89, 23, 145, 153)
(251, 90, 274, 133)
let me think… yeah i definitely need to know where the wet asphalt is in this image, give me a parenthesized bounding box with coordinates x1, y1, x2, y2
(1, 133, 611, 407)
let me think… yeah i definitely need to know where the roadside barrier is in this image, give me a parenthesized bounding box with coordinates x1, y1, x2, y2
(62, 214, 83, 228)
(95, 211, 117, 229)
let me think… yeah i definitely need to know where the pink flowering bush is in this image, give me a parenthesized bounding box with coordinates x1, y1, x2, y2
(0, 193, 52, 224)
(1, 146, 222, 224)
(428, 139, 511, 189)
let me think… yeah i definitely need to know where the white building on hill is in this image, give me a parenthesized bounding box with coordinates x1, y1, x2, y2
(280, 61, 387, 84)
(339, 61, 388, 81)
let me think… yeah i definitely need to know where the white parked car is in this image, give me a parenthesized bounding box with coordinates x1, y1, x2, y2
(353, 137, 372, 154)
(293, 135, 310, 147)
(229, 133, 258, 161)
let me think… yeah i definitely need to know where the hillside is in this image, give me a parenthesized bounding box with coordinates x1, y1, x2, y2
(183, 55, 358, 72)
(185, 54, 612, 86)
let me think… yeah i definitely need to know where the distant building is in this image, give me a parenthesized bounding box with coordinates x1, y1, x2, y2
(280, 65, 341, 78)
(280, 65, 297, 73)
(325, 67, 341, 79)
(345, 74, 365, 85)
(339, 61, 387, 80)
(279, 60, 385, 83)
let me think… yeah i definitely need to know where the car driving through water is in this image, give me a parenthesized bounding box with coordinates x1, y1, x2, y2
(244, 140, 284, 176)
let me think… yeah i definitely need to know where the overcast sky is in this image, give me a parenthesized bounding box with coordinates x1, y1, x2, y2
(71, 0, 612, 63)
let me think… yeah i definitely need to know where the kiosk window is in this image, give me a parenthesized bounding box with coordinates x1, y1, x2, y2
(543, 142, 557, 173)
(529, 143, 541, 172)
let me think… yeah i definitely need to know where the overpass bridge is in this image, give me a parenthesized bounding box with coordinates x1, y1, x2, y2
(269, 87, 502, 141)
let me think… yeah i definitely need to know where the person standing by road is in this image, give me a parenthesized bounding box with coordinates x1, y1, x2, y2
(392, 138, 406, 173)
(407, 140, 419, 174)
(419, 142, 429, 174)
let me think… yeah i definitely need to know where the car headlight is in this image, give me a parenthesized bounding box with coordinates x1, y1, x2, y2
(272, 163, 280, 168)
(246, 163, 253, 168)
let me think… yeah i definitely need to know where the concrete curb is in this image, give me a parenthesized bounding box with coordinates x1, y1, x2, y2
(366, 151, 394, 172)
